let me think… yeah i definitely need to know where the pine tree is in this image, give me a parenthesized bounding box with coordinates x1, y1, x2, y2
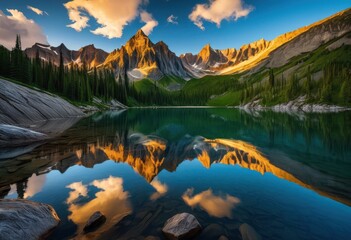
(58, 50, 64, 93)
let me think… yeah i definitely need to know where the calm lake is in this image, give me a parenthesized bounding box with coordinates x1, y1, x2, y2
(1, 108, 351, 239)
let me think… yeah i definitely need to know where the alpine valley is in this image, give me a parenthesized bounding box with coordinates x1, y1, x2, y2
(1, 3, 351, 240)
(13, 7, 350, 109)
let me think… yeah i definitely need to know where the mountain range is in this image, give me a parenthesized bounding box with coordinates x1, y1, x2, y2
(24, 8, 351, 82)
(25, 43, 108, 69)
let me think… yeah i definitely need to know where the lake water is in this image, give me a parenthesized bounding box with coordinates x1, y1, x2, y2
(1, 108, 351, 239)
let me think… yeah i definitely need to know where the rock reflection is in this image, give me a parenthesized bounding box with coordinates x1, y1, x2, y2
(182, 188, 240, 218)
(66, 176, 132, 238)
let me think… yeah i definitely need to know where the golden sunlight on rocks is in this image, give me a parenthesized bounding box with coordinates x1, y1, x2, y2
(207, 139, 307, 187)
(182, 188, 240, 218)
(97, 135, 167, 182)
(197, 150, 211, 169)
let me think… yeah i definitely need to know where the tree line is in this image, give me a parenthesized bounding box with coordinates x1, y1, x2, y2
(0, 35, 128, 104)
(1, 35, 350, 107)
(239, 64, 351, 106)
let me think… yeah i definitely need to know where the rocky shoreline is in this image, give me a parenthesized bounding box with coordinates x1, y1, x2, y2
(239, 96, 350, 113)
(0, 199, 262, 240)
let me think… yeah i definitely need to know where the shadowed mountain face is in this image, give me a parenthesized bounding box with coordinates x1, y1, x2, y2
(1, 109, 350, 206)
(24, 43, 108, 69)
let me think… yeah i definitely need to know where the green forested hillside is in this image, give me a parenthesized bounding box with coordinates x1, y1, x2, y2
(1, 35, 350, 108)
(0, 35, 128, 106)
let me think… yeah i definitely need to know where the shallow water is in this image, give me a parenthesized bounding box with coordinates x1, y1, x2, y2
(1, 108, 351, 239)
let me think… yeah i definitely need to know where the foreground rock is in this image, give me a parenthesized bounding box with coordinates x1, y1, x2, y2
(0, 78, 84, 125)
(162, 213, 202, 240)
(239, 223, 262, 240)
(0, 199, 60, 240)
(84, 211, 106, 233)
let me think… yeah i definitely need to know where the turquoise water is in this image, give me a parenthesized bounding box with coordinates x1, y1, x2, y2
(1, 108, 351, 239)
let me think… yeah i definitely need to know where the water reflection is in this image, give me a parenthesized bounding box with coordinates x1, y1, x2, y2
(182, 188, 240, 218)
(149, 177, 168, 201)
(66, 176, 132, 238)
(1, 109, 350, 206)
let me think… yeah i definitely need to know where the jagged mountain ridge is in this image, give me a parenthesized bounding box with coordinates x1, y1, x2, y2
(24, 43, 108, 69)
(101, 29, 189, 81)
(23, 8, 351, 81)
(182, 8, 351, 77)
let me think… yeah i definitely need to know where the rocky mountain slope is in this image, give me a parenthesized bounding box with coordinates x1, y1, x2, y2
(101, 30, 189, 81)
(25, 43, 108, 69)
(181, 8, 351, 77)
(0, 78, 84, 125)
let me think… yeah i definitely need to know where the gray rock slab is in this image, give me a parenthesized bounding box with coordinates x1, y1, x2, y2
(0, 199, 60, 240)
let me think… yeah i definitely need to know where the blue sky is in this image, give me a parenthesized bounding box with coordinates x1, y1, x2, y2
(0, 0, 350, 55)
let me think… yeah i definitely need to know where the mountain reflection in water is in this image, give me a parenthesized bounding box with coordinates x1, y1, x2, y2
(1, 108, 351, 239)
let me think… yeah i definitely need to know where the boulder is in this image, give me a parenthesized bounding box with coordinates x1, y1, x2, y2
(0, 199, 60, 240)
(83, 211, 106, 233)
(239, 223, 262, 240)
(0, 78, 84, 125)
(162, 213, 201, 240)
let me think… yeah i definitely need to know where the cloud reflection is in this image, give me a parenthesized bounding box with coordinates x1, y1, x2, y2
(182, 188, 240, 218)
(23, 174, 46, 199)
(149, 177, 168, 200)
(66, 176, 132, 236)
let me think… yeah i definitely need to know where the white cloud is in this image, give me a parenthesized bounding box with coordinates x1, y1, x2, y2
(167, 14, 178, 24)
(64, 0, 148, 39)
(0, 9, 48, 49)
(189, 0, 253, 30)
(27, 6, 48, 16)
(182, 188, 240, 218)
(140, 11, 158, 35)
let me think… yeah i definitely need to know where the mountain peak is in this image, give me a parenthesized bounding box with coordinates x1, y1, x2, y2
(135, 29, 147, 38)
(203, 43, 212, 50)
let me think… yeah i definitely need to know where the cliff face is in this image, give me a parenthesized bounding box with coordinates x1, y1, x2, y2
(0, 78, 84, 125)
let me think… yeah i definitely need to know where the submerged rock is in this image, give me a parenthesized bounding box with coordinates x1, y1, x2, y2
(239, 223, 262, 240)
(162, 213, 202, 240)
(0, 199, 60, 240)
(83, 211, 106, 233)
